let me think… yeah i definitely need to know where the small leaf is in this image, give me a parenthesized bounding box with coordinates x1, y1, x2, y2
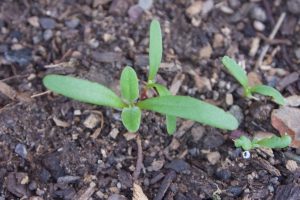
(148, 19, 162, 81)
(120, 66, 139, 102)
(250, 85, 285, 105)
(234, 136, 252, 151)
(121, 106, 141, 132)
(43, 75, 125, 109)
(256, 134, 291, 149)
(222, 56, 249, 89)
(153, 83, 176, 135)
(137, 96, 238, 130)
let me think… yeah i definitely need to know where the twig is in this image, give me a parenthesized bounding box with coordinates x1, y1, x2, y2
(256, 12, 286, 69)
(31, 90, 51, 98)
(133, 134, 143, 181)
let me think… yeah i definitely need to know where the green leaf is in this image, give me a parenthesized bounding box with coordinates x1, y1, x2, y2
(43, 75, 125, 109)
(234, 136, 252, 151)
(152, 83, 176, 135)
(250, 85, 285, 105)
(256, 134, 291, 149)
(121, 106, 141, 132)
(120, 66, 139, 103)
(137, 96, 238, 130)
(148, 19, 162, 82)
(222, 56, 249, 89)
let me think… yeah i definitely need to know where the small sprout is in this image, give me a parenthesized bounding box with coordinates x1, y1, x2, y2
(221, 56, 285, 105)
(43, 20, 239, 134)
(234, 134, 291, 151)
(242, 151, 251, 159)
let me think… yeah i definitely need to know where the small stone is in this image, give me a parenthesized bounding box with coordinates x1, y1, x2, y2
(149, 160, 165, 171)
(202, 0, 214, 17)
(271, 107, 300, 148)
(226, 186, 243, 197)
(286, 95, 300, 107)
(225, 93, 233, 106)
(215, 168, 231, 180)
(91, 51, 122, 63)
(138, 0, 153, 10)
(286, 160, 299, 172)
(203, 130, 225, 149)
(83, 114, 100, 129)
(108, 194, 128, 200)
(93, 0, 111, 7)
(39, 17, 56, 29)
(206, 151, 221, 165)
(220, 5, 234, 14)
(294, 48, 300, 60)
(166, 159, 190, 173)
(109, 0, 130, 16)
(213, 33, 224, 48)
(5, 48, 32, 66)
(191, 125, 205, 142)
(109, 128, 119, 139)
(253, 20, 265, 31)
(228, 0, 241, 9)
(15, 143, 27, 159)
(186, 1, 203, 16)
(65, 18, 80, 29)
(169, 138, 180, 150)
(42, 153, 65, 180)
(7, 172, 29, 197)
(251, 6, 267, 21)
(57, 176, 80, 184)
(249, 102, 273, 121)
(198, 43, 212, 59)
(43, 29, 53, 41)
(229, 105, 244, 125)
(28, 181, 37, 191)
(88, 38, 99, 48)
(128, 5, 143, 22)
(27, 16, 39, 27)
(287, 0, 300, 14)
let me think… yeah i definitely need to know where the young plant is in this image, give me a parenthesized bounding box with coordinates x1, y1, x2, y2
(221, 56, 285, 105)
(234, 134, 291, 151)
(43, 20, 238, 134)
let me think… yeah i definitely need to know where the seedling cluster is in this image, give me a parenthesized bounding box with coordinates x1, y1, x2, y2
(43, 20, 291, 153)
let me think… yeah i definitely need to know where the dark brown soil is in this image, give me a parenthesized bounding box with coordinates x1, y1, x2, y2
(1, 0, 300, 199)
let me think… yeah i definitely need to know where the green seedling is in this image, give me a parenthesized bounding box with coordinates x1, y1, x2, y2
(221, 56, 285, 105)
(43, 20, 238, 134)
(234, 134, 291, 151)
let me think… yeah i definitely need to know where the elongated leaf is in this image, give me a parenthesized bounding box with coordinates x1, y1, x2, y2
(148, 19, 162, 81)
(222, 56, 249, 89)
(250, 85, 285, 105)
(153, 83, 176, 134)
(120, 66, 139, 102)
(137, 96, 238, 130)
(43, 75, 125, 109)
(234, 136, 252, 151)
(121, 106, 141, 132)
(256, 135, 291, 149)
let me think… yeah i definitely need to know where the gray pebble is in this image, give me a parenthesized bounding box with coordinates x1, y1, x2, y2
(294, 48, 300, 60)
(287, 0, 300, 14)
(250, 6, 267, 21)
(229, 105, 244, 125)
(15, 143, 27, 159)
(65, 18, 80, 29)
(229, 0, 241, 9)
(43, 29, 53, 41)
(39, 17, 56, 29)
(166, 159, 190, 173)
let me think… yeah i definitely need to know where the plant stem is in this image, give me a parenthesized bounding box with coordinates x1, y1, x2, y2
(133, 134, 143, 182)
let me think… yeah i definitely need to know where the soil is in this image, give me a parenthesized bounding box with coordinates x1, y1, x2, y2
(1, 0, 300, 199)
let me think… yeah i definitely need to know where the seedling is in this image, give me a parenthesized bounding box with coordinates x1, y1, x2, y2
(221, 56, 285, 105)
(234, 134, 291, 151)
(43, 20, 238, 134)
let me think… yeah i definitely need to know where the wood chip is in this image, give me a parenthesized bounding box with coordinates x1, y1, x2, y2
(53, 116, 70, 128)
(170, 73, 185, 95)
(252, 157, 281, 176)
(0, 80, 32, 103)
(74, 182, 96, 200)
(133, 183, 149, 200)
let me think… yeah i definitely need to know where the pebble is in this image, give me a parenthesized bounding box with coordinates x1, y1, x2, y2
(15, 143, 27, 159)
(271, 107, 300, 148)
(128, 5, 143, 22)
(93, 0, 111, 7)
(57, 176, 80, 184)
(138, 0, 153, 10)
(88, 38, 99, 48)
(43, 29, 53, 41)
(198, 43, 212, 59)
(213, 33, 224, 48)
(202, 130, 225, 149)
(202, 0, 214, 17)
(4, 48, 32, 66)
(92, 51, 122, 63)
(220, 5, 234, 14)
(215, 168, 231, 180)
(165, 159, 190, 173)
(285, 160, 298, 172)
(7, 172, 29, 197)
(186, 1, 203, 16)
(206, 151, 221, 165)
(225, 93, 233, 106)
(108, 194, 128, 200)
(226, 186, 243, 197)
(253, 20, 265, 31)
(249, 102, 273, 121)
(287, 0, 300, 14)
(28, 181, 37, 191)
(65, 18, 80, 29)
(42, 153, 65, 180)
(286, 95, 300, 107)
(191, 125, 205, 142)
(229, 105, 244, 125)
(39, 17, 56, 29)
(149, 160, 165, 171)
(83, 114, 101, 129)
(27, 16, 40, 28)
(109, 0, 130, 16)
(294, 48, 300, 60)
(228, 0, 241, 9)
(250, 6, 267, 22)
(109, 128, 119, 139)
